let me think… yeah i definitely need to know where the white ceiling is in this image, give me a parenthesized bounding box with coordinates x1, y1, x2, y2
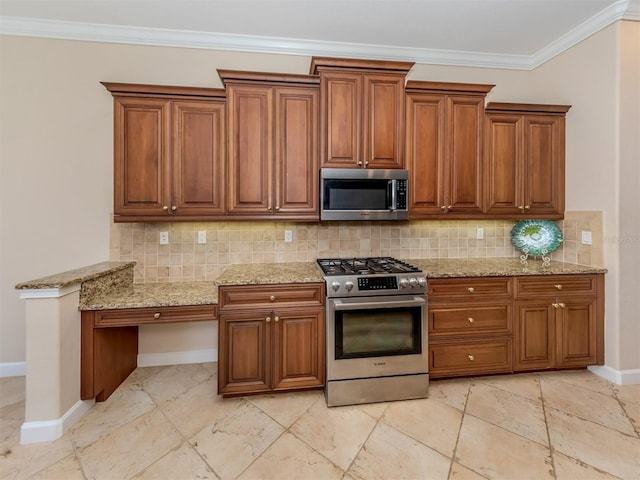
(1, 0, 638, 69)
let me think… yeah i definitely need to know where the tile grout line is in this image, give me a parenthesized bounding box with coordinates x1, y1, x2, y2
(538, 373, 558, 480)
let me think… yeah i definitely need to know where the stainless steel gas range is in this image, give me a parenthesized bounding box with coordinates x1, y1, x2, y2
(316, 257, 429, 407)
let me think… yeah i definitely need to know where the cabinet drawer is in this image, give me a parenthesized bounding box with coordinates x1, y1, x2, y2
(428, 277, 512, 299)
(515, 275, 597, 298)
(219, 284, 325, 310)
(429, 339, 512, 377)
(429, 304, 511, 336)
(94, 305, 217, 327)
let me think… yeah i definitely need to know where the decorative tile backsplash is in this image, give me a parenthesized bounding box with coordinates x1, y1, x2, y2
(110, 211, 604, 283)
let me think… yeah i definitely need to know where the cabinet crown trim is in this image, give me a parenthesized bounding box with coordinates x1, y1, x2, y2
(485, 102, 571, 114)
(217, 69, 320, 86)
(405, 81, 495, 95)
(101, 82, 225, 99)
(310, 56, 414, 75)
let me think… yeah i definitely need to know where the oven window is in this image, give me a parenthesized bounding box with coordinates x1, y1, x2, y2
(335, 307, 421, 359)
(324, 179, 389, 210)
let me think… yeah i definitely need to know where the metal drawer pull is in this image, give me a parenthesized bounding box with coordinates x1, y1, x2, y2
(468, 355, 475, 361)
(468, 317, 475, 323)
(274, 316, 279, 322)
(265, 316, 271, 322)
(467, 287, 475, 293)
(555, 284, 563, 290)
(269, 295, 276, 301)
(153, 312, 161, 319)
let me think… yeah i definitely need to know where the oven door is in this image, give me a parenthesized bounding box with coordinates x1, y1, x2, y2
(327, 295, 427, 381)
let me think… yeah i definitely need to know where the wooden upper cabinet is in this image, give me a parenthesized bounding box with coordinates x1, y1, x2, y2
(485, 103, 570, 219)
(405, 82, 494, 218)
(103, 83, 226, 221)
(311, 57, 414, 169)
(219, 71, 319, 220)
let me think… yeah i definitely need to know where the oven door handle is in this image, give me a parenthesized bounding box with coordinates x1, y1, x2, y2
(331, 296, 426, 310)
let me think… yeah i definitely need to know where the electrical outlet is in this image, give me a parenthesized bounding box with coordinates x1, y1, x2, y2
(197, 231, 206, 244)
(476, 228, 484, 240)
(159, 231, 169, 245)
(284, 230, 293, 243)
(581, 231, 592, 245)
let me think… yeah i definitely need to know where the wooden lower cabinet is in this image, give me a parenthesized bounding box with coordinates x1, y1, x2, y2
(218, 283, 325, 396)
(428, 273, 604, 378)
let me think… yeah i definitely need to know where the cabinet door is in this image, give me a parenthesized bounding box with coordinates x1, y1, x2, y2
(172, 100, 226, 215)
(320, 72, 361, 167)
(406, 93, 446, 214)
(363, 74, 405, 168)
(523, 115, 565, 216)
(556, 297, 598, 367)
(514, 300, 555, 370)
(218, 312, 271, 395)
(485, 114, 523, 214)
(113, 97, 170, 216)
(226, 85, 273, 214)
(272, 308, 325, 390)
(274, 87, 319, 217)
(446, 96, 484, 213)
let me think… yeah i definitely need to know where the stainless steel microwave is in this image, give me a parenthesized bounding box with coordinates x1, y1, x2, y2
(320, 168, 409, 221)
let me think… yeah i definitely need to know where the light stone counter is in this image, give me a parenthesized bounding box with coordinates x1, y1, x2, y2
(405, 257, 607, 278)
(15, 261, 135, 290)
(215, 262, 324, 286)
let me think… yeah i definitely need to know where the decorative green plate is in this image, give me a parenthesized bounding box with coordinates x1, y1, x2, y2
(511, 220, 563, 256)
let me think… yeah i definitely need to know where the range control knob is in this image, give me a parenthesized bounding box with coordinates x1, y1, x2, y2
(418, 277, 427, 287)
(345, 281, 354, 291)
(331, 281, 341, 292)
(399, 278, 409, 289)
(409, 277, 418, 287)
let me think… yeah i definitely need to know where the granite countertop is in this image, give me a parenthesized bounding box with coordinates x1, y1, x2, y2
(79, 281, 218, 310)
(215, 262, 324, 285)
(15, 261, 135, 290)
(405, 258, 607, 278)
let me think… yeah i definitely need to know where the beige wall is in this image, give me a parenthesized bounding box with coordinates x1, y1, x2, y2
(1, 23, 637, 373)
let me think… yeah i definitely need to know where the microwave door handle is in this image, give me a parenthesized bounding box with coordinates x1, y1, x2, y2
(389, 180, 397, 211)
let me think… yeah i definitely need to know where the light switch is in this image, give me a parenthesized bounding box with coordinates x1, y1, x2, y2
(284, 230, 293, 243)
(476, 228, 484, 240)
(197, 231, 206, 244)
(581, 231, 592, 245)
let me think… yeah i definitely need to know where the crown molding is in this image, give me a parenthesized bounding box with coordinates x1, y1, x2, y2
(0, 1, 635, 71)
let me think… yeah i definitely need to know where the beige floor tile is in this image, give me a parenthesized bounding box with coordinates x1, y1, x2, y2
(289, 398, 377, 470)
(620, 400, 640, 436)
(0, 400, 24, 448)
(0, 434, 75, 480)
(0, 377, 25, 409)
(70, 386, 156, 449)
(428, 378, 470, 411)
(541, 377, 636, 435)
(28, 454, 84, 480)
(191, 399, 284, 480)
(448, 462, 489, 480)
(455, 415, 554, 480)
(552, 451, 620, 480)
(475, 372, 542, 402)
(247, 389, 323, 427)
(466, 382, 548, 445)
(238, 432, 344, 480)
(142, 362, 214, 404)
(202, 361, 218, 376)
(546, 406, 640, 480)
(351, 400, 390, 420)
(76, 409, 183, 480)
(382, 397, 463, 457)
(348, 422, 451, 480)
(540, 369, 615, 395)
(160, 376, 244, 438)
(613, 383, 640, 406)
(133, 442, 216, 479)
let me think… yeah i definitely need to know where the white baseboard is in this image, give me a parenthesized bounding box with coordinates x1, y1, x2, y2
(20, 399, 94, 444)
(137, 348, 217, 367)
(588, 365, 640, 385)
(0, 361, 27, 377)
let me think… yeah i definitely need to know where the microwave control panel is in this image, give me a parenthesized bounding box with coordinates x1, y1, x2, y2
(396, 180, 407, 209)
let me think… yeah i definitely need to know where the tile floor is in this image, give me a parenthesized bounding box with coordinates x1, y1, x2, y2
(1, 364, 639, 480)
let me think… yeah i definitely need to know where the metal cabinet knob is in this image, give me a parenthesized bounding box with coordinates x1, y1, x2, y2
(468, 317, 475, 323)
(467, 287, 475, 293)
(162, 206, 169, 211)
(552, 303, 559, 308)
(468, 355, 475, 361)
(559, 302, 566, 308)
(265, 316, 271, 323)
(153, 312, 161, 319)
(555, 284, 563, 290)
(171, 206, 177, 211)
(274, 316, 279, 322)
(269, 295, 276, 302)
(275, 205, 280, 211)
(441, 206, 447, 211)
